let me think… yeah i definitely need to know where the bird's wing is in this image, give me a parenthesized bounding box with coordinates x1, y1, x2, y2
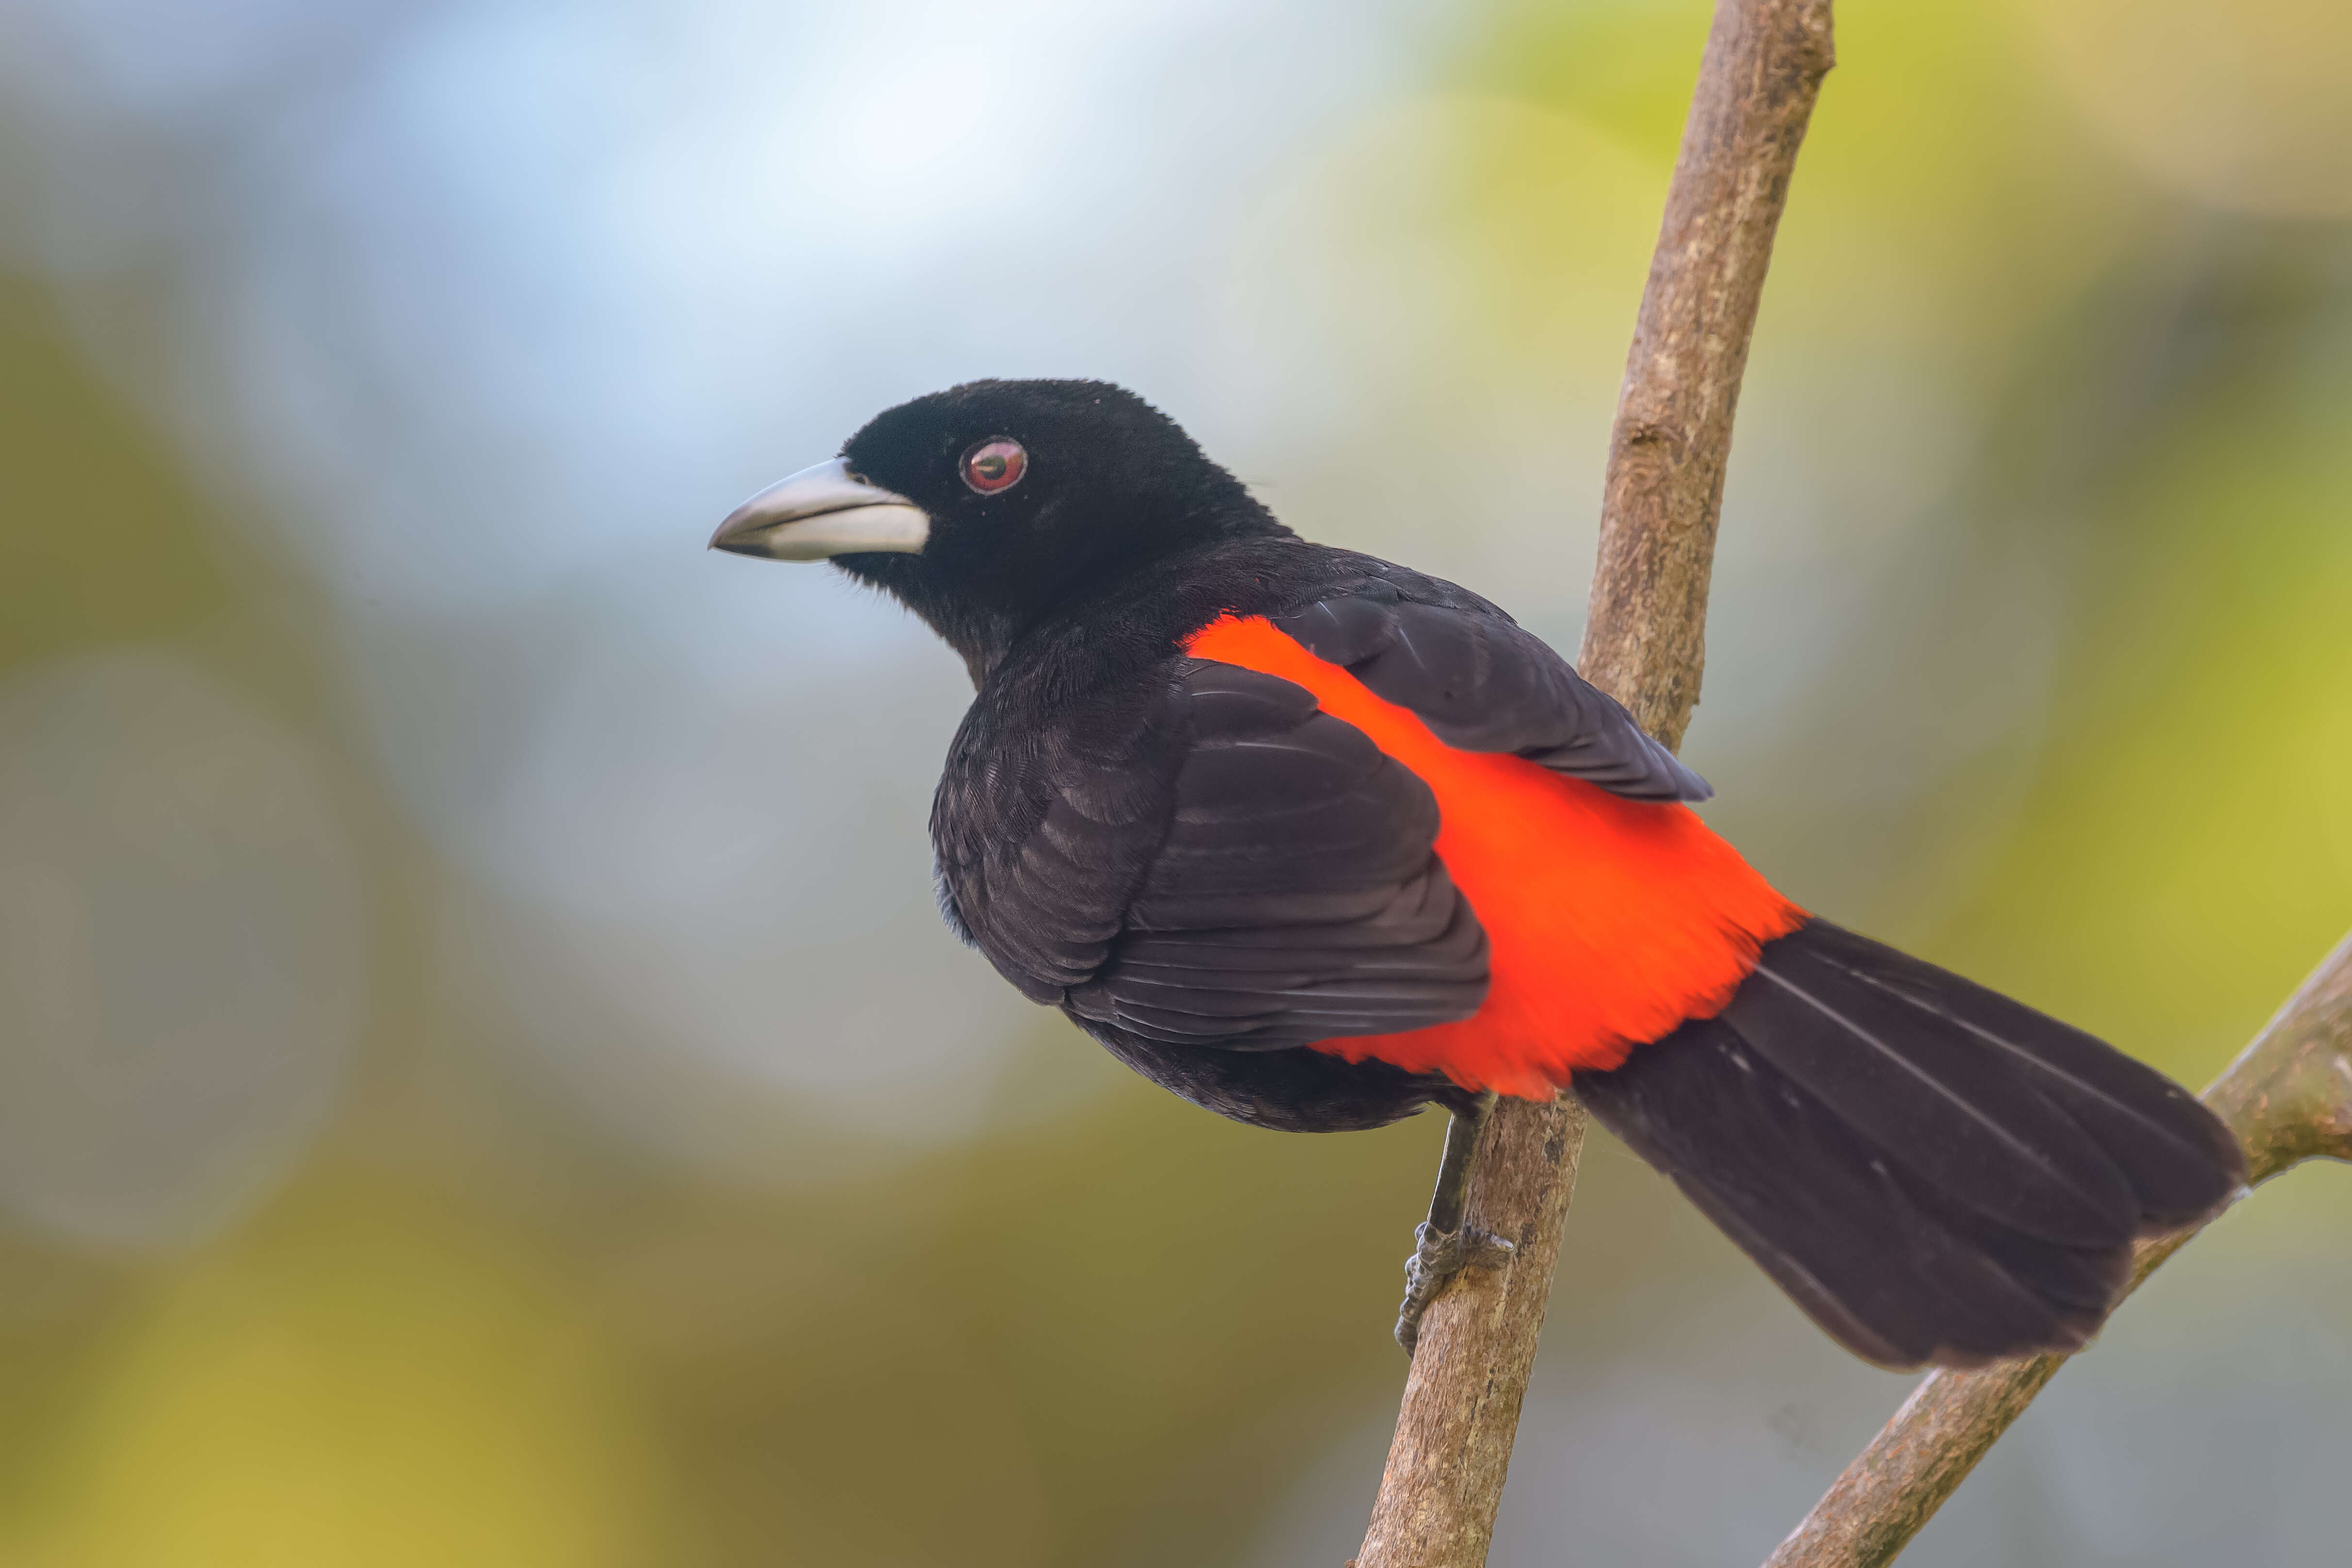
(1269, 590, 1712, 802)
(933, 659, 1489, 1049)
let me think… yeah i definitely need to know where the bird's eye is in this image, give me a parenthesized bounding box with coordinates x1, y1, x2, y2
(961, 438, 1027, 495)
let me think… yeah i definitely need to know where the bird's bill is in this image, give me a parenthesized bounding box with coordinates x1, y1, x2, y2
(708, 458, 928, 560)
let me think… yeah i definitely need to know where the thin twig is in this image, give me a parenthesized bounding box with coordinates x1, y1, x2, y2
(1350, 4, 1835, 1564)
(1762, 931, 2352, 1568)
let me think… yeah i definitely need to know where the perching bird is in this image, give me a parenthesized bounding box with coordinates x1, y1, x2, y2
(711, 379, 2245, 1367)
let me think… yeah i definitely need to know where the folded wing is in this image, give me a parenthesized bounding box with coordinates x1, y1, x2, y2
(933, 658, 1490, 1051)
(1271, 589, 1711, 802)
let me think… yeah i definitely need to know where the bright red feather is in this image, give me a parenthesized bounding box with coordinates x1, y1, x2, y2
(1184, 614, 1806, 1098)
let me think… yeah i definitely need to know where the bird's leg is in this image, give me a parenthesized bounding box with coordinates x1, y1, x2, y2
(1394, 1092, 1515, 1357)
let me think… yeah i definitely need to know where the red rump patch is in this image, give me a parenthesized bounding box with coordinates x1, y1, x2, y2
(1184, 615, 1807, 1100)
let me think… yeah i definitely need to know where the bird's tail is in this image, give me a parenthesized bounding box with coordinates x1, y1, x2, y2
(1573, 918, 2247, 1369)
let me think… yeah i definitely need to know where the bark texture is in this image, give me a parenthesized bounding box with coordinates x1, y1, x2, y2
(1354, 1097, 1589, 1568)
(1762, 930, 2352, 1568)
(1352, 3, 1836, 1564)
(1582, 0, 1838, 752)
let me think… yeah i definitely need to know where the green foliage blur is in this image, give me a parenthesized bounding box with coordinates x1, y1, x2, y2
(1, 2, 2346, 1565)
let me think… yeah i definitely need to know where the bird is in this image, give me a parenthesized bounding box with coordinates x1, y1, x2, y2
(710, 378, 2247, 1367)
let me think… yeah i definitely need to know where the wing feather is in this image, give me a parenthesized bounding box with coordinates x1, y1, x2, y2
(1269, 591, 1711, 802)
(932, 656, 1490, 1048)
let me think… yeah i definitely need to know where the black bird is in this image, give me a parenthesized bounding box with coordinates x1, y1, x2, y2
(711, 379, 2245, 1364)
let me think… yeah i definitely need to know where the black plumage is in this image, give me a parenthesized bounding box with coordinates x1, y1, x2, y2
(922, 524, 1699, 1130)
(714, 377, 2249, 1364)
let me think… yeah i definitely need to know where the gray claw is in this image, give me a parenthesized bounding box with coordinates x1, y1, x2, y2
(1393, 1220, 1516, 1356)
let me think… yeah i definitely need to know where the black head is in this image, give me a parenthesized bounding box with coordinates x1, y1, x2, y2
(710, 380, 1286, 678)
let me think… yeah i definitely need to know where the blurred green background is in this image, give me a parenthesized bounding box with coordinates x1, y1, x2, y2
(1, 0, 2347, 1564)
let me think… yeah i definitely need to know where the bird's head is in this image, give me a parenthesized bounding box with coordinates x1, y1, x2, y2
(710, 379, 1285, 678)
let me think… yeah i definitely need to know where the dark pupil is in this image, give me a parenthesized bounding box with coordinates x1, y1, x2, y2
(975, 454, 1007, 480)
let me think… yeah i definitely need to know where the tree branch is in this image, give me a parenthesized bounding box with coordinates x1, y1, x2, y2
(1579, 0, 1837, 753)
(1763, 930, 2352, 1568)
(1350, 4, 1835, 1564)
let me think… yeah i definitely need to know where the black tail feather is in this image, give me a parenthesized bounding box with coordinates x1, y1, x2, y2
(1575, 919, 2246, 1370)
(1790, 921, 2244, 1228)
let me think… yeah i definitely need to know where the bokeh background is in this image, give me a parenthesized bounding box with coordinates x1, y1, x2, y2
(2, 0, 2348, 1563)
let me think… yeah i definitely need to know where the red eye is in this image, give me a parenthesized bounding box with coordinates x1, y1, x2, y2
(961, 437, 1027, 495)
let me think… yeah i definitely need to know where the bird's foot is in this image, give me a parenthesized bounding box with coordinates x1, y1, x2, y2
(1393, 1220, 1515, 1357)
